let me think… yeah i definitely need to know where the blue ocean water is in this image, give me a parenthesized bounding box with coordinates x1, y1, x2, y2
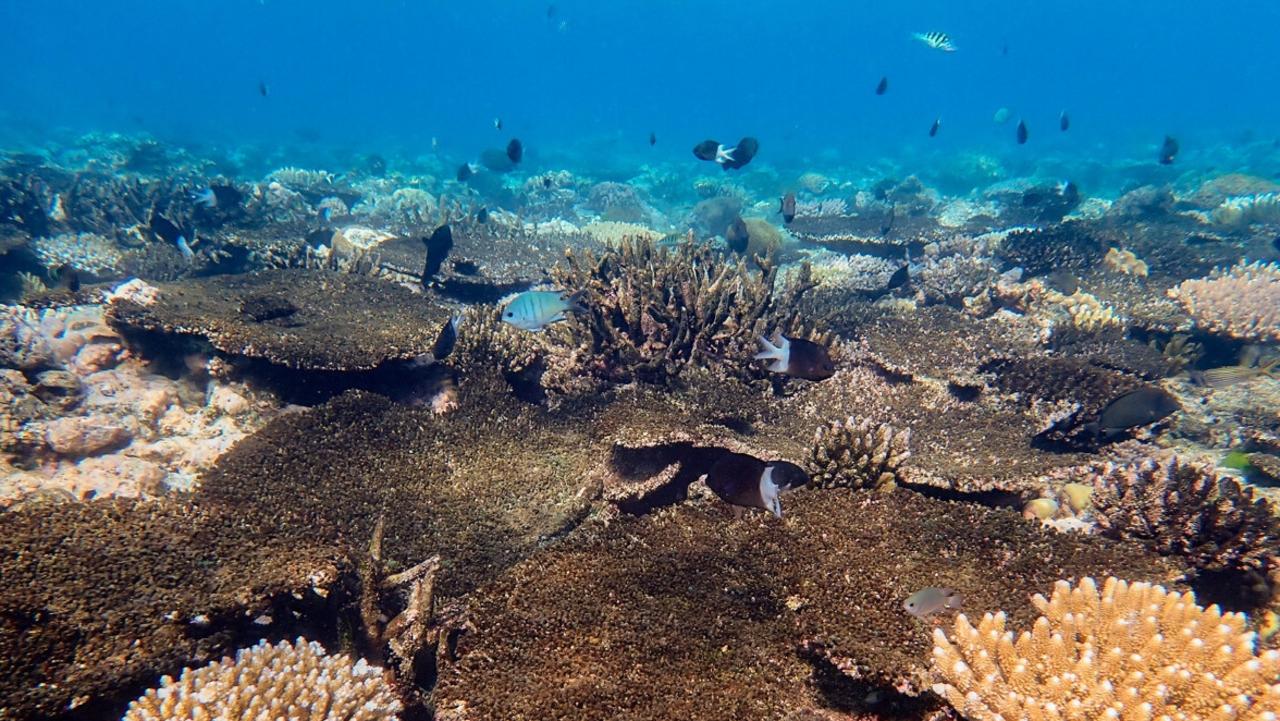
(3, 0, 1278, 185)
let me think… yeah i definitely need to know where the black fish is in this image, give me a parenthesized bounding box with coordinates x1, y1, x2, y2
(1158, 135, 1179, 164)
(149, 210, 183, 245)
(879, 205, 895, 236)
(210, 184, 243, 208)
(431, 316, 460, 361)
(780, 192, 796, 224)
(546, 4, 557, 19)
(875, 76, 889, 95)
(885, 264, 910, 290)
(421, 224, 454, 285)
(54, 263, 80, 293)
(258, 80, 268, 97)
(725, 216, 750, 254)
(542, 176, 553, 188)
(457, 163, 474, 182)
(705, 453, 808, 518)
(1059, 111, 1070, 131)
(475, 207, 489, 223)
(506, 138, 523, 164)
(929, 117, 941, 137)
(1085, 387, 1180, 439)
(1016, 119, 1028, 145)
(692, 139, 721, 161)
(649, 131, 657, 146)
(755, 333, 835, 381)
(721, 136, 759, 170)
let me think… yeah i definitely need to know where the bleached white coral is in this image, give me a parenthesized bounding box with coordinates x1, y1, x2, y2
(353, 187, 439, 231)
(1211, 192, 1280, 229)
(32, 232, 123, 276)
(1169, 260, 1280, 341)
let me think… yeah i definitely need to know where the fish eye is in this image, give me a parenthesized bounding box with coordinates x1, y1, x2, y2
(504, 311, 513, 318)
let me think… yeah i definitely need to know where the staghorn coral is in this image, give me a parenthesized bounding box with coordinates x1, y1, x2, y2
(122, 637, 401, 721)
(550, 236, 812, 385)
(1169, 261, 1280, 342)
(352, 187, 439, 233)
(917, 255, 1002, 308)
(931, 576, 1280, 721)
(1089, 457, 1280, 580)
(809, 415, 911, 490)
(996, 221, 1106, 278)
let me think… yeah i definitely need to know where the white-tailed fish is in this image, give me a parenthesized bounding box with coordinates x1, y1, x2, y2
(913, 31, 956, 52)
(904, 587, 963, 618)
(501, 290, 585, 331)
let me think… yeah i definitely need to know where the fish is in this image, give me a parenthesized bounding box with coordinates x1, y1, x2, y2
(780, 192, 796, 224)
(1158, 135, 1179, 164)
(880, 205, 895, 236)
(506, 138, 524, 164)
(1060, 111, 1070, 131)
(929, 117, 941, 137)
(885, 263, 910, 290)
(192, 184, 243, 209)
(755, 333, 835, 381)
(904, 587, 963, 619)
(993, 107, 1011, 124)
(693, 139, 724, 162)
(1192, 359, 1279, 388)
(1084, 386, 1180, 439)
(1016, 119, 1028, 144)
(721, 136, 759, 170)
(546, 4, 557, 19)
(149, 210, 185, 246)
(475, 207, 489, 224)
(494, 117, 503, 131)
(320, 206, 333, 223)
(53, 263, 80, 293)
(431, 315, 461, 361)
(258, 80, 268, 97)
(542, 176, 553, 189)
(725, 216, 750, 254)
(501, 290, 586, 331)
(875, 76, 889, 95)
(649, 131, 657, 146)
(479, 148, 516, 172)
(176, 234, 195, 261)
(913, 31, 956, 52)
(421, 224, 454, 285)
(705, 453, 809, 519)
(456, 163, 476, 182)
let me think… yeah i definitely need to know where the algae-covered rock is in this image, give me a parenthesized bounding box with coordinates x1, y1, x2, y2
(436, 489, 1177, 721)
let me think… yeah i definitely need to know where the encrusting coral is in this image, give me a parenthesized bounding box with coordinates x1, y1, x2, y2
(931, 576, 1280, 721)
(1169, 260, 1280, 342)
(808, 415, 911, 490)
(1088, 457, 1279, 583)
(121, 637, 402, 721)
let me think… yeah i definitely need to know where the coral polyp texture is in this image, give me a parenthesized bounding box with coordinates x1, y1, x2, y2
(930, 576, 1280, 721)
(1088, 457, 1280, 580)
(121, 637, 401, 721)
(1168, 261, 1280, 342)
(808, 414, 911, 490)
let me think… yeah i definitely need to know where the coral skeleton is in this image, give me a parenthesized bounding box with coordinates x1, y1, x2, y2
(1169, 261, 1280, 342)
(931, 576, 1280, 721)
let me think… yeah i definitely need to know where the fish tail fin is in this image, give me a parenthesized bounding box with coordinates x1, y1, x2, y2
(753, 335, 788, 372)
(564, 290, 588, 314)
(1261, 357, 1280, 379)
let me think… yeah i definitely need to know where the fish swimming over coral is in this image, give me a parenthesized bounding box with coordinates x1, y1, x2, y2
(876, 76, 888, 95)
(1191, 358, 1279, 388)
(692, 137, 759, 170)
(913, 31, 956, 52)
(411, 315, 462, 367)
(929, 117, 941, 137)
(705, 453, 809, 518)
(1084, 386, 1180, 439)
(421, 224, 454, 284)
(1158, 135, 1179, 164)
(506, 138, 524, 164)
(904, 587, 963, 618)
(1060, 111, 1070, 131)
(501, 289, 585, 331)
(456, 163, 476, 182)
(1016, 119, 1029, 144)
(725, 216, 750, 254)
(779, 192, 796, 224)
(192, 184, 243, 209)
(755, 333, 835, 381)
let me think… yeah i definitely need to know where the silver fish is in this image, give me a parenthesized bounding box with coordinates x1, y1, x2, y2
(501, 290, 584, 331)
(904, 587, 962, 618)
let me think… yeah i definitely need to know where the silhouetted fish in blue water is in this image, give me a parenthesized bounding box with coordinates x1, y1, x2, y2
(494, 117, 502, 131)
(1159, 136, 1179, 164)
(457, 163, 476, 182)
(929, 118, 941, 137)
(1016, 119, 1028, 144)
(475, 207, 489, 223)
(649, 131, 657, 146)
(1060, 111, 1070, 131)
(421, 224, 453, 285)
(755, 333, 835, 381)
(706, 453, 808, 518)
(876, 76, 889, 95)
(506, 138, 524, 164)
(258, 80, 268, 97)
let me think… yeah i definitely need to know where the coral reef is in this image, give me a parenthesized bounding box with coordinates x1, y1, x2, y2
(31, 232, 124, 276)
(1211, 192, 1280, 230)
(122, 638, 401, 721)
(1102, 246, 1148, 276)
(809, 415, 911, 490)
(1169, 260, 1280, 342)
(931, 576, 1280, 721)
(996, 221, 1107, 278)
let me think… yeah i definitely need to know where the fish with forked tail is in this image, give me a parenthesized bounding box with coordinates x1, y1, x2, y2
(421, 224, 454, 285)
(705, 453, 809, 518)
(755, 333, 835, 381)
(904, 587, 963, 618)
(1083, 386, 1179, 440)
(1159, 135, 1179, 164)
(501, 289, 585, 331)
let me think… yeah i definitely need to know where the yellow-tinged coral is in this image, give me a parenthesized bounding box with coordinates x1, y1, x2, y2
(1103, 247, 1149, 277)
(581, 220, 662, 245)
(122, 637, 401, 721)
(1169, 261, 1280, 342)
(1044, 288, 1124, 331)
(1211, 193, 1280, 230)
(931, 576, 1280, 721)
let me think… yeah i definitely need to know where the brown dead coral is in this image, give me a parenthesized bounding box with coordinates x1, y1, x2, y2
(550, 236, 815, 384)
(809, 415, 911, 491)
(1089, 457, 1280, 582)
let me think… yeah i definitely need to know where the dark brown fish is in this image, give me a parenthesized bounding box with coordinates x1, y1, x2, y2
(1059, 111, 1070, 131)
(1016, 119, 1028, 144)
(875, 76, 888, 95)
(1086, 386, 1180, 439)
(885, 264, 910, 290)
(929, 117, 941, 137)
(720, 136, 759, 170)
(54, 263, 80, 293)
(879, 205, 895, 236)
(421, 224, 454, 285)
(692, 139, 721, 161)
(649, 131, 657, 146)
(755, 333, 835, 381)
(705, 453, 808, 518)
(1158, 135, 1179, 164)
(431, 316, 460, 362)
(506, 138, 524, 164)
(456, 163, 474, 182)
(725, 216, 750, 254)
(780, 192, 796, 224)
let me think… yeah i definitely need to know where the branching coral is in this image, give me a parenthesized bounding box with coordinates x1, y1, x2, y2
(1103, 247, 1149, 277)
(1089, 457, 1279, 579)
(931, 576, 1280, 721)
(809, 415, 911, 490)
(121, 637, 402, 721)
(1211, 193, 1280, 229)
(32, 232, 124, 276)
(549, 236, 813, 385)
(1169, 261, 1280, 342)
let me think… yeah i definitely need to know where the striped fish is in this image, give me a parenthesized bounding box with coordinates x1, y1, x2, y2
(501, 290, 585, 331)
(913, 31, 956, 52)
(1194, 359, 1279, 388)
